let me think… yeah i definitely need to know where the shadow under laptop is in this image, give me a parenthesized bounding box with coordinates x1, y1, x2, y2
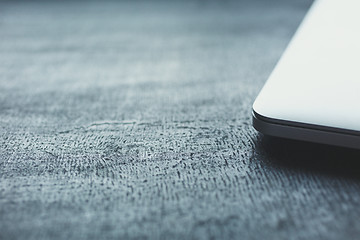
(257, 135, 360, 180)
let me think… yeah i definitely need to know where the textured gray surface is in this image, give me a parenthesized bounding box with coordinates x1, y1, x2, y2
(2, 0, 360, 239)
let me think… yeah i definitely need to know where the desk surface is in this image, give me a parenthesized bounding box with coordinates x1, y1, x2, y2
(1, 1, 360, 239)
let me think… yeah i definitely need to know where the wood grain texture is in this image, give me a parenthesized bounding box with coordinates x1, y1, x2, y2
(1, 0, 360, 239)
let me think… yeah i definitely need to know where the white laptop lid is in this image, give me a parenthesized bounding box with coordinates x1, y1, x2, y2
(253, 0, 360, 132)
